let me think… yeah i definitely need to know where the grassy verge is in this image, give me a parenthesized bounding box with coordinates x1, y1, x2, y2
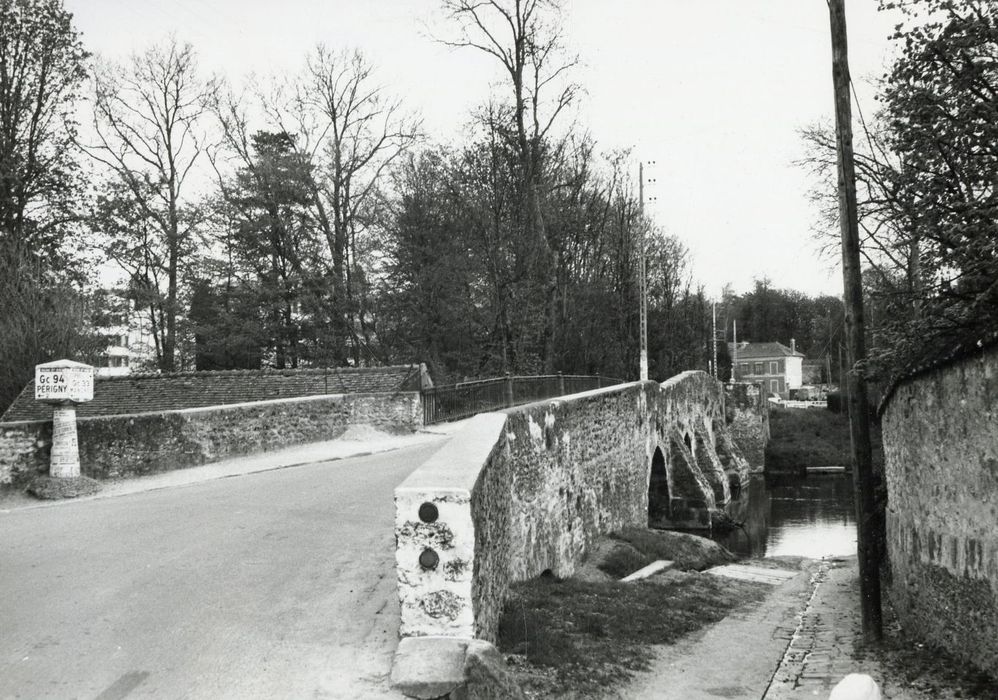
(765, 406, 883, 472)
(496, 529, 766, 698)
(499, 574, 768, 697)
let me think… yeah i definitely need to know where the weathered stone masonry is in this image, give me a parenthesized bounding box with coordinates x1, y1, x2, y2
(0, 392, 421, 487)
(881, 342, 998, 677)
(395, 371, 752, 643)
(724, 381, 769, 470)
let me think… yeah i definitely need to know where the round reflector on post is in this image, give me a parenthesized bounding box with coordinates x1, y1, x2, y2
(419, 548, 439, 570)
(418, 502, 439, 523)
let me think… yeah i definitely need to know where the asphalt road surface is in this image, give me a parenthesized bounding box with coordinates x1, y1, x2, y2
(0, 440, 444, 700)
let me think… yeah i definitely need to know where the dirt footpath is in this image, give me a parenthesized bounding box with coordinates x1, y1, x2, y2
(619, 557, 996, 700)
(619, 560, 815, 700)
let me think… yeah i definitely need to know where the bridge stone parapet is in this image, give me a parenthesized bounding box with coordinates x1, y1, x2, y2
(394, 371, 751, 643)
(881, 341, 998, 678)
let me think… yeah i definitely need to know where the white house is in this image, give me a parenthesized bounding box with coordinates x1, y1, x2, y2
(730, 340, 805, 397)
(95, 296, 158, 377)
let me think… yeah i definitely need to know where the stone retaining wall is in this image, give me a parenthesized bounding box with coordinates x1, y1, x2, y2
(0, 421, 51, 487)
(395, 372, 751, 642)
(881, 344, 998, 677)
(0, 392, 421, 487)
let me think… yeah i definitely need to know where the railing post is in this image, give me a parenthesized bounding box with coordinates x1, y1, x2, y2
(558, 371, 565, 396)
(422, 388, 433, 425)
(505, 373, 514, 407)
(597, 374, 603, 389)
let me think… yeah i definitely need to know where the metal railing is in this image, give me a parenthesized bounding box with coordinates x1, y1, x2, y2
(421, 373, 625, 425)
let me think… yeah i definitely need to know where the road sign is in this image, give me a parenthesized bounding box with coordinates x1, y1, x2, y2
(34, 360, 94, 403)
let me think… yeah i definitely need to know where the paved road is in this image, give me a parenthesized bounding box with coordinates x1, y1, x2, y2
(0, 440, 444, 700)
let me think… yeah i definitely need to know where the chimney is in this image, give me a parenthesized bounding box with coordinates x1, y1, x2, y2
(791, 338, 796, 354)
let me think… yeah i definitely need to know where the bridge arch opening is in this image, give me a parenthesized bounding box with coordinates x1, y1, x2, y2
(648, 446, 670, 525)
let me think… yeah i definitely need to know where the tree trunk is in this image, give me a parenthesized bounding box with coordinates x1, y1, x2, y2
(164, 238, 177, 372)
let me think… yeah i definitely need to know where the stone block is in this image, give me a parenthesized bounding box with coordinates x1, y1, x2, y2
(391, 637, 524, 700)
(391, 636, 469, 699)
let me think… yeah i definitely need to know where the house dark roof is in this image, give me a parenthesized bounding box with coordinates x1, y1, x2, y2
(729, 342, 804, 360)
(0, 365, 426, 422)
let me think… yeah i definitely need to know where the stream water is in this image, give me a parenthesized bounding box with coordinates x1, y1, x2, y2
(713, 473, 858, 559)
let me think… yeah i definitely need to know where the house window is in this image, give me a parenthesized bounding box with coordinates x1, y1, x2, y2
(770, 361, 779, 374)
(770, 379, 779, 393)
(754, 362, 764, 374)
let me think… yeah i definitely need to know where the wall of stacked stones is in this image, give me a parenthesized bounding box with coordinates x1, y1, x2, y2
(0, 392, 421, 488)
(881, 344, 998, 677)
(474, 381, 658, 639)
(0, 421, 51, 487)
(724, 381, 769, 470)
(395, 372, 751, 643)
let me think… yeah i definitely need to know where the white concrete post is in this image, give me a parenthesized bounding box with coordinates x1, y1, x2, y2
(35, 360, 94, 479)
(50, 405, 80, 478)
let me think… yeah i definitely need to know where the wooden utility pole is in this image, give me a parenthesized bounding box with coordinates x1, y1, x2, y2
(828, 0, 882, 641)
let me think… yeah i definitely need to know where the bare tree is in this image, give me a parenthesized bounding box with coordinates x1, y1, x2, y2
(86, 39, 216, 371)
(799, 121, 921, 298)
(438, 0, 579, 370)
(244, 47, 420, 365)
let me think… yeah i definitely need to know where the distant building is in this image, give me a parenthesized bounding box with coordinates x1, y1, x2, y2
(97, 328, 132, 377)
(729, 340, 805, 397)
(94, 293, 158, 377)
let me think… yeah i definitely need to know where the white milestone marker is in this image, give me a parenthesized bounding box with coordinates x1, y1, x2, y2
(34, 360, 95, 479)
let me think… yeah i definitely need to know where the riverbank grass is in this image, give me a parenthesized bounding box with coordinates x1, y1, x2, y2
(765, 406, 883, 472)
(497, 529, 767, 697)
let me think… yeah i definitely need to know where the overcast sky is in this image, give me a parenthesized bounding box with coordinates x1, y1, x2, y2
(66, 0, 901, 299)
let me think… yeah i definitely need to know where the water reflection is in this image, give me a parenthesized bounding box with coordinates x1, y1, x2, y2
(715, 473, 857, 559)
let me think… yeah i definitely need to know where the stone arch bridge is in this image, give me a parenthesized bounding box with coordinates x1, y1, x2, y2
(394, 371, 768, 643)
